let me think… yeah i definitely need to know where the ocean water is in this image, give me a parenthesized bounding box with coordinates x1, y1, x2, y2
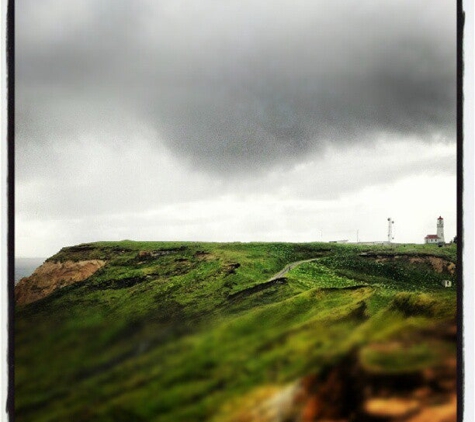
(14, 258, 46, 284)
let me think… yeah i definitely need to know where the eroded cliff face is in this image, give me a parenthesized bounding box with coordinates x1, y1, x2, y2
(361, 253, 456, 276)
(15, 260, 106, 305)
(219, 321, 457, 422)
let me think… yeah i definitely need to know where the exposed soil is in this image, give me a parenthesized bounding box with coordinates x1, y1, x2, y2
(361, 254, 456, 276)
(225, 321, 457, 422)
(15, 260, 106, 305)
(136, 247, 186, 261)
(224, 262, 241, 275)
(408, 256, 456, 275)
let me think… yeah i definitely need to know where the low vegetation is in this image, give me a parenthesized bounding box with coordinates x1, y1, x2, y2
(15, 241, 457, 422)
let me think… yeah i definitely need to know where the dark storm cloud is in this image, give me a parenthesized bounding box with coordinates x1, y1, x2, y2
(17, 0, 456, 176)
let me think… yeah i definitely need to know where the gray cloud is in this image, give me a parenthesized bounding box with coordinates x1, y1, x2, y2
(16, 138, 455, 222)
(16, 0, 456, 177)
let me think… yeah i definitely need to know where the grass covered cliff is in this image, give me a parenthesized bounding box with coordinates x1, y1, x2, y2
(14, 241, 457, 422)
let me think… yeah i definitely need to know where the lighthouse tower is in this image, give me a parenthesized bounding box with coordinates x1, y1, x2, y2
(437, 216, 445, 243)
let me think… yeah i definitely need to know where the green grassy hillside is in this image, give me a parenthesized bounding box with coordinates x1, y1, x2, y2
(15, 241, 457, 422)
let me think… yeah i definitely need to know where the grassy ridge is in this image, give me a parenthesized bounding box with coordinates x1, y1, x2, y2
(15, 241, 457, 421)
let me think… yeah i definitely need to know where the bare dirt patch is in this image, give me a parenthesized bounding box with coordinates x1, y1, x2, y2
(365, 254, 456, 276)
(408, 256, 456, 275)
(15, 260, 106, 305)
(219, 321, 457, 422)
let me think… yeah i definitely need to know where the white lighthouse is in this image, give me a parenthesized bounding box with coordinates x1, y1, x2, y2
(424, 216, 446, 244)
(437, 216, 445, 243)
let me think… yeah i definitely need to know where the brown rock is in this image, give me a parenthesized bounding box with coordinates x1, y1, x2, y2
(364, 398, 420, 418)
(406, 394, 456, 422)
(408, 256, 456, 275)
(137, 251, 151, 258)
(413, 387, 432, 399)
(15, 260, 106, 305)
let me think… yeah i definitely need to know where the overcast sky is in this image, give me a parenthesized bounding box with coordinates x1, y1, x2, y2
(15, 0, 456, 258)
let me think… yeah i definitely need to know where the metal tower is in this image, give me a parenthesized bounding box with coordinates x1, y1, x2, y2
(387, 218, 394, 243)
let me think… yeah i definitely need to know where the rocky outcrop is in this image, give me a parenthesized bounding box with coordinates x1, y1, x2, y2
(408, 256, 456, 275)
(360, 253, 456, 276)
(15, 260, 106, 305)
(220, 322, 457, 422)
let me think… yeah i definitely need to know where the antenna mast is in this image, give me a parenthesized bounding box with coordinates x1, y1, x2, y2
(387, 218, 394, 243)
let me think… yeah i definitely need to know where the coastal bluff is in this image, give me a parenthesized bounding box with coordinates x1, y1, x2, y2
(15, 259, 106, 305)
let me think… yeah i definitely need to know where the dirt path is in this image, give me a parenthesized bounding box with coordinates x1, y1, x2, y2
(268, 258, 319, 281)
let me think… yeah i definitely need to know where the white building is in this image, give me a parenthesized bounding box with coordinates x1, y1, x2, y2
(424, 234, 439, 244)
(424, 216, 445, 244)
